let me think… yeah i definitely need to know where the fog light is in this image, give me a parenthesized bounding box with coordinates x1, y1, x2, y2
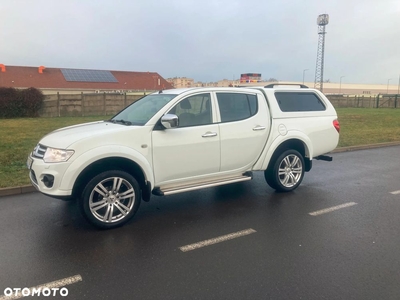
(42, 175, 54, 188)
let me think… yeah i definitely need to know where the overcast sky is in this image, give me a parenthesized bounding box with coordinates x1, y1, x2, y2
(1, 0, 399, 84)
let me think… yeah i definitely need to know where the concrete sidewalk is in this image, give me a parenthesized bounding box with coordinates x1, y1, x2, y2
(1, 141, 400, 198)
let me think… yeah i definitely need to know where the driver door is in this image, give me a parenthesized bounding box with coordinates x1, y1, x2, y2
(152, 93, 220, 186)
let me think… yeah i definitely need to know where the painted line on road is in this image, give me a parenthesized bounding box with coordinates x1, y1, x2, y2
(0, 274, 82, 300)
(179, 228, 257, 252)
(309, 202, 358, 216)
(390, 190, 400, 195)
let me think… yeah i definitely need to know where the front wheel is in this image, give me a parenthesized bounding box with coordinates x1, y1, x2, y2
(80, 170, 141, 229)
(265, 149, 305, 192)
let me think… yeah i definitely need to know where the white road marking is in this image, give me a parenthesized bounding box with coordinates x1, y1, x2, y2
(179, 228, 257, 252)
(309, 202, 358, 216)
(0, 275, 82, 300)
(390, 190, 400, 195)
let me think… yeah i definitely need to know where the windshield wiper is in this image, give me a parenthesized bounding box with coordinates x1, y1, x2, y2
(108, 119, 132, 125)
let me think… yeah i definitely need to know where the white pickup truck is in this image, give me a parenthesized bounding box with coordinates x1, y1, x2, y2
(28, 85, 340, 228)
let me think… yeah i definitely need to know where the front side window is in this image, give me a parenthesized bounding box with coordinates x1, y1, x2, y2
(275, 92, 326, 112)
(111, 94, 177, 125)
(216, 93, 258, 122)
(168, 93, 212, 127)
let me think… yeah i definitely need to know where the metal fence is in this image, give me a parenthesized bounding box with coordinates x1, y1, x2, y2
(326, 94, 400, 108)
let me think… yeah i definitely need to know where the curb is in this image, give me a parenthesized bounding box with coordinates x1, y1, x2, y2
(331, 141, 400, 153)
(0, 185, 36, 197)
(1, 141, 400, 199)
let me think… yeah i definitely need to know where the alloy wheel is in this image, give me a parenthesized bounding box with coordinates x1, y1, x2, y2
(89, 177, 136, 223)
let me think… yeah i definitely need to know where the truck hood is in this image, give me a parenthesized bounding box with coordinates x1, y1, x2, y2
(40, 121, 136, 149)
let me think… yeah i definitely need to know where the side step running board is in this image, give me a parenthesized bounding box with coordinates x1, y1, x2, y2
(153, 172, 253, 196)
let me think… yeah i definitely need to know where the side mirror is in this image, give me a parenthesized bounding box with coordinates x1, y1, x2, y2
(161, 114, 179, 129)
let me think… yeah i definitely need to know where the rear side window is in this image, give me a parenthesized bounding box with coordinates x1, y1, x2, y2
(216, 93, 258, 122)
(275, 92, 326, 112)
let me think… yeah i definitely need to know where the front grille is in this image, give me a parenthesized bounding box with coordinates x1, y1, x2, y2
(32, 144, 47, 159)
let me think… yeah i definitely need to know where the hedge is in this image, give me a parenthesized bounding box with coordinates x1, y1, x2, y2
(0, 87, 44, 118)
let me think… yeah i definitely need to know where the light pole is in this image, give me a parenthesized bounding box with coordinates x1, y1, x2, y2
(314, 14, 329, 92)
(339, 76, 345, 94)
(303, 69, 309, 84)
(387, 78, 392, 94)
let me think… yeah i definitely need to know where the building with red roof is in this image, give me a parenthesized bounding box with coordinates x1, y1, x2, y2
(0, 64, 173, 94)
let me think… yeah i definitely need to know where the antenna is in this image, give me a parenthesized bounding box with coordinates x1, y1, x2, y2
(314, 14, 329, 92)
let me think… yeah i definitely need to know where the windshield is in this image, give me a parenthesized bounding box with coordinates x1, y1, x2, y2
(110, 93, 177, 125)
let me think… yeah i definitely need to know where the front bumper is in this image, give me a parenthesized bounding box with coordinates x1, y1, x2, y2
(28, 155, 73, 197)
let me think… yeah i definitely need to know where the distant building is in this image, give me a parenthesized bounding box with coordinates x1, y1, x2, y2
(216, 79, 237, 87)
(240, 73, 262, 83)
(215, 79, 399, 96)
(166, 77, 195, 88)
(190, 81, 218, 87)
(0, 64, 172, 94)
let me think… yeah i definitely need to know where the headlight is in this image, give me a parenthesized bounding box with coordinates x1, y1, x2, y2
(43, 147, 74, 163)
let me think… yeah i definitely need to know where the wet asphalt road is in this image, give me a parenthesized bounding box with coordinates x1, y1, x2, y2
(0, 146, 400, 300)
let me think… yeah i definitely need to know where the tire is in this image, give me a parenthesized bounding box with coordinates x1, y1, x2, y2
(264, 149, 305, 192)
(80, 170, 141, 229)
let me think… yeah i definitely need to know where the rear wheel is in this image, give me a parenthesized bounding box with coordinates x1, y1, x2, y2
(265, 149, 305, 192)
(80, 170, 141, 229)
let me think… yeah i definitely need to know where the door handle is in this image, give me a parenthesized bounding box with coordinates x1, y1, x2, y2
(202, 132, 218, 138)
(252, 126, 266, 131)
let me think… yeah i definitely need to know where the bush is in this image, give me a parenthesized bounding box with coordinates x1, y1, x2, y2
(20, 88, 45, 117)
(0, 87, 44, 118)
(0, 88, 18, 118)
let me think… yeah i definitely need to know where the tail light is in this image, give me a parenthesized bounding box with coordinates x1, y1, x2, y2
(333, 119, 340, 133)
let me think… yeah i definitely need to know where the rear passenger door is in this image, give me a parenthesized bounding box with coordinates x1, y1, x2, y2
(216, 92, 270, 172)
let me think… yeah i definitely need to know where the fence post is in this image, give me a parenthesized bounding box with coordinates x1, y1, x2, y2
(376, 94, 380, 108)
(57, 92, 60, 117)
(81, 92, 84, 116)
(124, 92, 127, 108)
(103, 92, 106, 116)
(395, 94, 398, 109)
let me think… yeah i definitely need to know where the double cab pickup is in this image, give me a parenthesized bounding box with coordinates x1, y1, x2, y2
(28, 85, 340, 228)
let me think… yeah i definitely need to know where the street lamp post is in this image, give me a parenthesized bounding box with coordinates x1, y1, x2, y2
(387, 79, 392, 94)
(397, 74, 400, 95)
(303, 69, 309, 84)
(339, 76, 345, 94)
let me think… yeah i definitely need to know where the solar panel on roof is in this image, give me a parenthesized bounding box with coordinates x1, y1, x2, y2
(61, 69, 118, 83)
